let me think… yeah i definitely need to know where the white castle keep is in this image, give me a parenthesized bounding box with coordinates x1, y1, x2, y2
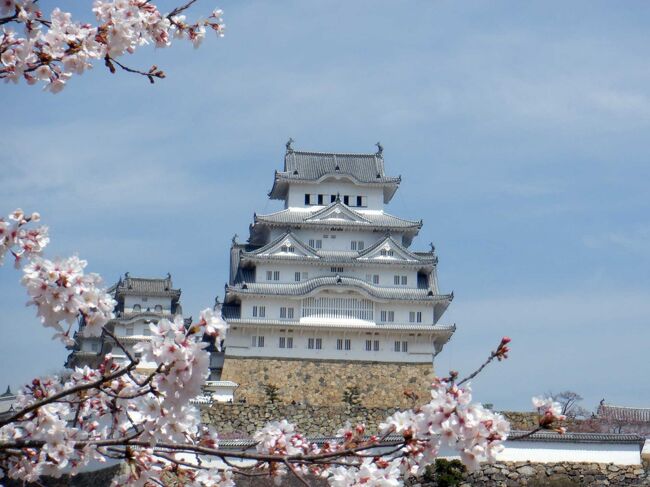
(219, 142, 456, 406)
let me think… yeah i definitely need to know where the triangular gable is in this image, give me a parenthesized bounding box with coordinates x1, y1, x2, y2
(247, 232, 319, 259)
(304, 201, 371, 224)
(356, 235, 419, 262)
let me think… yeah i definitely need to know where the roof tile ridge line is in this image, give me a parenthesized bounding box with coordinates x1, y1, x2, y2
(229, 276, 453, 298)
(356, 234, 417, 258)
(122, 276, 172, 282)
(601, 404, 650, 411)
(243, 230, 318, 257)
(291, 150, 379, 157)
(381, 210, 423, 226)
(304, 200, 372, 223)
(254, 207, 291, 219)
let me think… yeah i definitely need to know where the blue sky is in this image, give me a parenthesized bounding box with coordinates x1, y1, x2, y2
(1, 0, 649, 412)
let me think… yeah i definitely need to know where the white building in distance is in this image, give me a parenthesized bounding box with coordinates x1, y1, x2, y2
(220, 142, 456, 407)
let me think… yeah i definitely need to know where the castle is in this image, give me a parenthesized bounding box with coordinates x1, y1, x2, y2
(66, 142, 456, 407)
(218, 142, 455, 407)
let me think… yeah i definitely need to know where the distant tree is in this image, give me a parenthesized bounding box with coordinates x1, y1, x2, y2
(422, 459, 466, 487)
(546, 391, 590, 420)
(263, 383, 280, 404)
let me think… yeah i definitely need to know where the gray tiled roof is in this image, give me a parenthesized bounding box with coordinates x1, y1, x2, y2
(114, 275, 181, 298)
(213, 431, 645, 448)
(508, 430, 645, 445)
(283, 151, 399, 183)
(227, 275, 452, 302)
(225, 318, 455, 333)
(254, 208, 422, 230)
(240, 232, 435, 268)
(597, 403, 650, 423)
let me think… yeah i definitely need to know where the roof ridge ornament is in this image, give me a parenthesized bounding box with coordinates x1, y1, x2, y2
(375, 141, 383, 156)
(285, 137, 294, 153)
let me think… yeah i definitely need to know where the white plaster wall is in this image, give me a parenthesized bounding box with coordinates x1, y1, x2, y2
(254, 262, 422, 287)
(124, 295, 172, 313)
(495, 441, 642, 465)
(113, 318, 157, 337)
(287, 181, 385, 210)
(239, 295, 433, 325)
(225, 324, 436, 363)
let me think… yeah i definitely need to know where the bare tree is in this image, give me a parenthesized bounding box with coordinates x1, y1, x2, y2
(546, 391, 590, 420)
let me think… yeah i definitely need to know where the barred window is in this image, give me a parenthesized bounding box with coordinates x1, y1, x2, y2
(302, 297, 373, 320)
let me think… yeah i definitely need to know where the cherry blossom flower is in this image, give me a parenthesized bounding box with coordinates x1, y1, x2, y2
(0, 208, 524, 486)
(21, 255, 116, 343)
(532, 396, 567, 432)
(1, 0, 225, 92)
(0, 209, 49, 267)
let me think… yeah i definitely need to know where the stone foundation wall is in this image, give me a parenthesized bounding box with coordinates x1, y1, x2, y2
(203, 402, 399, 436)
(220, 356, 433, 407)
(409, 461, 649, 486)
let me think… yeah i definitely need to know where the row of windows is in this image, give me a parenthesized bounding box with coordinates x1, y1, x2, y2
(125, 326, 152, 336)
(252, 305, 424, 323)
(378, 310, 422, 323)
(131, 304, 163, 313)
(266, 271, 281, 281)
(363, 274, 409, 286)
(250, 336, 409, 353)
(304, 194, 368, 207)
(266, 269, 410, 286)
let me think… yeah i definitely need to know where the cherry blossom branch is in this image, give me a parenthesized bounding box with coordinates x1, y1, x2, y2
(457, 336, 511, 386)
(1, 0, 224, 92)
(0, 208, 523, 486)
(0, 361, 136, 428)
(104, 55, 165, 84)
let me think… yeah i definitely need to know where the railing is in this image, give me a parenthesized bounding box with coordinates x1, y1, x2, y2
(302, 296, 373, 320)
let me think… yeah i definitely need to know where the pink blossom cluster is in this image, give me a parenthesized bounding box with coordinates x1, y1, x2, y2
(0, 208, 518, 486)
(0, 0, 224, 92)
(379, 378, 510, 473)
(21, 255, 116, 344)
(0, 208, 49, 267)
(532, 396, 567, 433)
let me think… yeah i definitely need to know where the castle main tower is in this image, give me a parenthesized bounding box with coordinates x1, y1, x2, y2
(220, 142, 455, 407)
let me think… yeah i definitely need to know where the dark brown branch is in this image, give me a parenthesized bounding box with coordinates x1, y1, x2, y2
(508, 427, 543, 441)
(104, 55, 165, 84)
(167, 0, 199, 19)
(0, 362, 136, 428)
(457, 339, 505, 386)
